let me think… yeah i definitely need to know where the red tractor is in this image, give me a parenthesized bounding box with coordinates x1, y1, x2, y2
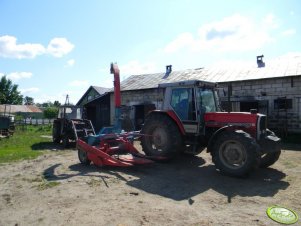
(141, 80, 281, 177)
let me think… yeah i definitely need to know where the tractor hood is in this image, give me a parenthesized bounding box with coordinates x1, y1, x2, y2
(204, 112, 261, 129)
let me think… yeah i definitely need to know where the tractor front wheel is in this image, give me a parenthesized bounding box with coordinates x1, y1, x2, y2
(259, 129, 281, 168)
(141, 114, 182, 158)
(211, 130, 260, 177)
(259, 151, 281, 168)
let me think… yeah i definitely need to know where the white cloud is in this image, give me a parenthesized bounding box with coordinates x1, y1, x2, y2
(47, 38, 74, 58)
(209, 52, 301, 70)
(262, 13, 279, 29)
(97, 61, 158, 86)
(163, 14, 274, 53)
(164, 33, 194, 53)
(68, 80, 89, 87)
(98, 77, 113, 88)
(281, 29, 296, 36)
(7, 72, 33, 81)
(0, 35, 74, 59)
(34, 91, 75, 104)
(65, 59, 75, 67)
(0, 36, 45, 59)
(20, 87, 40, 94)
(120, 60, 158, 76)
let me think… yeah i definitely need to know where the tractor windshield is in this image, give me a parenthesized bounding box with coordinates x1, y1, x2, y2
(198, 89, 217, 113)
(58, 106, 83, 119)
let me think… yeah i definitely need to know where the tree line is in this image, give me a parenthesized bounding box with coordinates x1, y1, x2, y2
(0, 75, 62, 119)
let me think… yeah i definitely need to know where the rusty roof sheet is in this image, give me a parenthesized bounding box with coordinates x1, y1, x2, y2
(119, 55, 301, 91)
(0, 105, 42, 113)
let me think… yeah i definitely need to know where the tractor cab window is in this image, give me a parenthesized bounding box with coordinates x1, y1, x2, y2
(198, 89, 217, 113)
(58, 107, 82, 119)
(170, 88, 195, 120)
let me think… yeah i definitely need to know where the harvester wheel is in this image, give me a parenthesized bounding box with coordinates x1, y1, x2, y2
(211, 130, 260, 177)
(259, 151, 281, 168)
(78, 148, 91, 165)
(141, 114, 182, 158)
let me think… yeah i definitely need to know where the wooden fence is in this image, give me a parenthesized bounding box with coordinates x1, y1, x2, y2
(15, 119, 54, 126)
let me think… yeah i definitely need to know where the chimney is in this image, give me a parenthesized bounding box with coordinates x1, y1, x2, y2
(163, 65, 172, 78)
(257, 55, 265, 68)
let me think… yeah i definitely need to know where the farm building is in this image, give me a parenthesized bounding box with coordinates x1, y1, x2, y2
(0, 105, 43, 119)
(77, 86, 110, 106)
(77, 86, 111, 132)
(78, 55, 301, 134)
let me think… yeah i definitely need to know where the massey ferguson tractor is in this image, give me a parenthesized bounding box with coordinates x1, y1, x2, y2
(141, 80, 281, 177)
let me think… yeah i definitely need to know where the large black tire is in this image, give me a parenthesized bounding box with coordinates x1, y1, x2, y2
(259, 151, 281, 168)
(62, 135, 70, 148)
(78, 149, 91, 165)
(52, 123, 61, 143)
(141, 114, 183, 158)
(259, 129, 281, 168)
(211, 130, 260, 177)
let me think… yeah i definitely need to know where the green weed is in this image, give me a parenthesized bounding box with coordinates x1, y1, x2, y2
(0, 125, 52, 163)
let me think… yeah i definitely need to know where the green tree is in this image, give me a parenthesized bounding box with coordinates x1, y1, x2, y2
(53, 100, 61, 107)
(43, 107, 58, 119)
(24, 96, 34, 105)
(0, 76, 23, 104)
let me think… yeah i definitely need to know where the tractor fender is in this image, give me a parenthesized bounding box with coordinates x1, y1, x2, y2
(207, 125, 255, 153)
(145, 110, 185, 135)
(207, 125, 261, 154)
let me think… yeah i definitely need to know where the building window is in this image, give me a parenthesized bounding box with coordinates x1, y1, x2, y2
(274, 98, 292, 110)
(87, 95, 92, 101)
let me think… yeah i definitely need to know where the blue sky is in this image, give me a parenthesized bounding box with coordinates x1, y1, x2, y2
(0, 0, 300, 104)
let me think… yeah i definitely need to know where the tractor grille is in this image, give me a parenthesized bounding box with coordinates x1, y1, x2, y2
(259, 116, 267, 131)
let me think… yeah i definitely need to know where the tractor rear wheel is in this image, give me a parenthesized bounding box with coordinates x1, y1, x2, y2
(62, 134, 70, 148)
(211, 130, 260, 177)
(78, 148, 91, 165)
(141, 114, 182, 158)
(52, 122, 61, 143)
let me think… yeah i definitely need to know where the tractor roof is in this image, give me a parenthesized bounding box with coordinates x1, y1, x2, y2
(158, 80, 217, 88)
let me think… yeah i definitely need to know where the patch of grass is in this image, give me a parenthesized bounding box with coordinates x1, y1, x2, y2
(0, 125, 52, 163)
(86, 178, 102, 187)
(23, 176, 44, 183)
(37, 180, 61, 190)
(26, 174, 61, 190)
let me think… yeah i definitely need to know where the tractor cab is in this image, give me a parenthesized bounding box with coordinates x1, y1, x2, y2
(57, 105, 83, 120)
(159, 80, 220, 134)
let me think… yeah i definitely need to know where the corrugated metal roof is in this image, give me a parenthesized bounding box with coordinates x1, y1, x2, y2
(92, 86, 110, 95)
(76, 86, 111, 106)
(119, 55, 301, 91)
(0, 105, 42, 113)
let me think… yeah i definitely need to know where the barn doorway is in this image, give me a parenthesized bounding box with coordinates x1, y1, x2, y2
(240, 100, 268, 115)
(134, 104, 156, 130)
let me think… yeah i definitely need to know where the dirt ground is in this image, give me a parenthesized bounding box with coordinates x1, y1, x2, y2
(0, 142, 300, 226)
